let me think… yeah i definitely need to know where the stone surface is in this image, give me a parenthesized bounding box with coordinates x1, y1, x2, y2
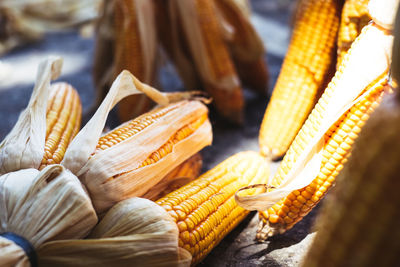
(0, 1, 322, 266)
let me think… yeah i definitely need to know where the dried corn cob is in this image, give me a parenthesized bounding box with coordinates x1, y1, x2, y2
(215, 0, 269, 94)
(157, 151, 269, 265)
(39, 82, 82, 169)
(143, 153, 203, 201)
(259, 0, 343, 160)
(114, 0, 157, 122)
(235, 58, 269, 95)
(302, 92, 400, 267)
(81, 99, 212, 213)
(256, 23, 393, 240)
(154, 0, 201, 91)
(337, 0, 371, 65)
(173, 0, 244, 123)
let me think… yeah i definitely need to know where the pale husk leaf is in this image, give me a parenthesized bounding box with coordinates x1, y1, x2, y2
(369, 0, 400, 30)
(135, 0, 158, 84)
(0, 57, 62, 174)
(79, 101, 212, 213)
(170, 0, 240, 91)
(236, 24, 393, 211)
(0, 165, 97, 266)
(38, 198, 191, 267)
(61, 70, 212, 213)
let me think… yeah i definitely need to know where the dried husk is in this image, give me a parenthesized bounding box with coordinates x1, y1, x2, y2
(0, 57, 62, 174)
(236, 23, 393, 211)
(0, 0, 101, 55)
(215, 0, 264, 63)
(142, 153, 203, 200)
(369, 0, 400, 30)
(168, 0, 240, 91)
(61, 70, 212, 213)
(0, 165, 98, 266)
(93, 0, 159, 120)
(37, 198, 191, 267)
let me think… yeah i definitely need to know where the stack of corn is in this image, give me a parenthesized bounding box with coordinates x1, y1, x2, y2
(236, 0, 396, 241)
(95, 0, 268, 124)
(259, 0, 343, 160)
(0, 57, 272, 265)
(302, 3, 400, 266)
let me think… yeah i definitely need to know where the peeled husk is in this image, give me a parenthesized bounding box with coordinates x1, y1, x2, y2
(61, 70, 212, 213)
(236, 23, 393, 211)
(0, 57, 63, 174)
(215, 0, 264, 63)
(0, 165, 98, 266)
(37, 198, 191, 267)
(168, 0, 240, 91)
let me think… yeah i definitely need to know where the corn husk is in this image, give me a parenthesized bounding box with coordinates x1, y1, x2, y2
(236, 23, 393, 211)
(215, 0, 264, 63)
(168, 0, 240, 91)
(0, 165, 98, 267)
(60, 70, 212, 213)
(0, 0, 101, 55)
(0, 57, 63, 174)
(369, 0, 400, 30)
(142, 153, 203, 201)
(37, 198, 191, 267)
(93, 0, 159, 120)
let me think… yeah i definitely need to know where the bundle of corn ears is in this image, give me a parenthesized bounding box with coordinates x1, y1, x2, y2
(236, 0, 399, 241)
(0, 56, 214, 265)
(94, 0, 269, 124)
(0, 0, 102, 55)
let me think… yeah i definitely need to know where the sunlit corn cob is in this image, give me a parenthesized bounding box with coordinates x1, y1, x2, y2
(86, 99, 212, 213)
(142, 153, 203, 201)
(302, 92, 400, 267)
(259, 0, 342, 160)
(337, 0, 371, 65)
(157, 151, 269, 265)
(114, 0, 156, 122)
(257, 23, 393, 240)
(191, 0, 244, 123)
(39, 82, 82, 170)
(258, 73, 390, 240)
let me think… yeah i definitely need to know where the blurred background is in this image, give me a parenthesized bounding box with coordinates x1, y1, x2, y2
(0, 0, 319, 266)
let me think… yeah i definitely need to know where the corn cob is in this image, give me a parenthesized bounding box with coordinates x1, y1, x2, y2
(180, 0, 244, 124)
(235, 58, 269, 95)
(154, 0, 201, 91)
(302, 92, 400, 267)
(39, 82, 82, 170)
(142, 153, 203, 201)
(259, 0, 343, 160)
(337, 0, 371, 65)
(114, 0, 156, 122)
(215, 0, 269, 95)
(85, 99, 212, 213)
(257, 23, 393, 240)
(157, 151, 269, 265)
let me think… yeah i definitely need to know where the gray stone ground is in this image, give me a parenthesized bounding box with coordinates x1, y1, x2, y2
(0, 0, 323, 266)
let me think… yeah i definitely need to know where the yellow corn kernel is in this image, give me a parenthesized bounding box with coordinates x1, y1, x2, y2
(39, 82, 82, 169)
(337, 0, 371, 65)
(157, 151, 269, 265)
(257, 69, 390, 240)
